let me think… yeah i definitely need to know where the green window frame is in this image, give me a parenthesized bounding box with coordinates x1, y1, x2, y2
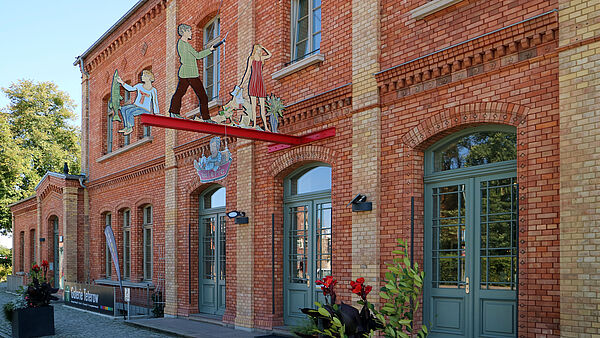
(105, 213, 112, 278)
(107, 114, 113, 153)
(123, 210, 131, 280)
(143, 205, 153, 281)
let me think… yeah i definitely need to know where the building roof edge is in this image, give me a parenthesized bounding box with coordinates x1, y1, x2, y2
(73, 0, 149, 66)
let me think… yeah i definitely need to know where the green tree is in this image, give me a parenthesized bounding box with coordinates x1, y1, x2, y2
(0, 80, 80, 234)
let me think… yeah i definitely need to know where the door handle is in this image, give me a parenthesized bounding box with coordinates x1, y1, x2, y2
(465, 277, 470, 294)
(306, 274, 311, 287)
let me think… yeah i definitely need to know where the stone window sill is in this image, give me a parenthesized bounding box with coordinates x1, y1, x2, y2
(272, 53, 325, 80)
(410, 0, 464, 20)
(95, 278, 154, 289)
(185, 99, 222, 118)
(97, 136, 153, 163)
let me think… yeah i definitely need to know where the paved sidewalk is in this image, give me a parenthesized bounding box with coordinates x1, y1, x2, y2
(127, 317, 289, 338)
(0, 282, 293, 337)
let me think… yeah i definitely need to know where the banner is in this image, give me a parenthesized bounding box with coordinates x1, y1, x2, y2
(104, 225, 123, 296)
(64, 282, 115, 316)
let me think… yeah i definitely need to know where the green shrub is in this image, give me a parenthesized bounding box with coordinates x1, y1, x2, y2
(372, 239, 428, 338)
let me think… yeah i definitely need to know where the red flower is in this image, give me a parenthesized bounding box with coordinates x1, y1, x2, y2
(32, 264, 40, 273)
(41, 260, 49, 268)
(350, 277, 372, 301)
(315, 276, 338, 301)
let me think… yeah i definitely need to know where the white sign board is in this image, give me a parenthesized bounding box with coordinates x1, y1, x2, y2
(124, 288, 130, 302)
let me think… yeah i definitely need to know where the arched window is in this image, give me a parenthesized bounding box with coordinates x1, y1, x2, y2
(283, 164, 332, 325)
(203, 186, 225, 209)
(199, 185, 226, 315)
(423, 125, 518, 336)
(429, 128, 516, 173)
(287, 165, 332, 196)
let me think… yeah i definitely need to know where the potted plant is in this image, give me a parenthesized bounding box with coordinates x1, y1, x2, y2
(5, 260, 59, 338)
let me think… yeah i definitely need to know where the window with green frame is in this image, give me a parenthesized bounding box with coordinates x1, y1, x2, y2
(105, 213, 112, 277)
(143, 205, 153, 281)
(123, 210, 131, 280)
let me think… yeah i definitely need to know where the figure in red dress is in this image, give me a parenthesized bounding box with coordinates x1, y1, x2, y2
(241, 44, 272, 131)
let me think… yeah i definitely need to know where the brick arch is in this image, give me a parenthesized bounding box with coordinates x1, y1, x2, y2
(401, 101, 528, 149)
(268, 145, 337, 179)
(182, 174, 226, 198)
(134, 197, 155, 210)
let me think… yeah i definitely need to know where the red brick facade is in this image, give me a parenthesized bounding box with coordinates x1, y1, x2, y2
(10, 0, 598, 336)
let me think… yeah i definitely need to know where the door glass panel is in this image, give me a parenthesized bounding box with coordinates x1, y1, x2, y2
(203, 217, 216, 280)
(219, 215, 226, 281)
(480, 178, 517, 290)
(289, 206, 309, 283)
(316, 202, 332, 280)
(432, 184, 466, 288)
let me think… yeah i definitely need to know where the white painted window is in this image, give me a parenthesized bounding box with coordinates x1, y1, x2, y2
(291, 0, 321, 62)
(204, 17, 221, 101)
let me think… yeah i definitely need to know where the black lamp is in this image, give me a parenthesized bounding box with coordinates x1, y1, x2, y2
(227, 211, 248, 224)
(348, 193, 372, 212)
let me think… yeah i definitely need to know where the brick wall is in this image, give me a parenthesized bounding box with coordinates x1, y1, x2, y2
(1, 0, 562, 333)
(558, 0, 600, 336)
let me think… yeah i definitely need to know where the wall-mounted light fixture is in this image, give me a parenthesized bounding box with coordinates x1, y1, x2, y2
(227, 210, 249, 224)
(348, 193, 372, 212)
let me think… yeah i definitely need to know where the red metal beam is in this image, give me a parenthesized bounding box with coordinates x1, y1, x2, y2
(140, 114, 335, 151)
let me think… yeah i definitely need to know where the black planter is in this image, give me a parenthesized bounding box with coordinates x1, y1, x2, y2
(12, 306, 55, 338)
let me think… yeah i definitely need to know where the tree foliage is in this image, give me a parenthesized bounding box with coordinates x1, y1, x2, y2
(0, 80, 80, 233)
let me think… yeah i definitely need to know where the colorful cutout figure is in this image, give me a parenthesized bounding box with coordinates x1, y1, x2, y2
(240, 44, 272, 131)
(169, 24, 216, 122)
(108, 70, 123, 122)
(194, 136, 233, 183)
(115, 69, 159, 135)
(212, 44, 285, 132)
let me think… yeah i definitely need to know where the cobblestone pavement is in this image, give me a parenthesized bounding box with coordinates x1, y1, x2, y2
(0, 283, 171, 337)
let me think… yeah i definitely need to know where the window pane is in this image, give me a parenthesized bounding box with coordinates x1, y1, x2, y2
(144, 228, 152, 280)
(289, 206, 309, 283)
(124, 133, 130, 146)
(434, 131, 516, 172)
(204, 187, 226, 209)
(203, 218, 216, 279)
(295, 17, 309, 58)
(124, 230, 130, 279)
(291, 166, 331, 195)
(107, 115, 113, 152)
(480, 177, 517, 290)
(312, 7, 321, 35)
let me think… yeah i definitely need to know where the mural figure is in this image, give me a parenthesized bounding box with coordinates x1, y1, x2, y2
(169, 24, 216, 122)
(115, 69, 159, 135)
(240, 44, 272, 131)
(194, 136, 233, 183)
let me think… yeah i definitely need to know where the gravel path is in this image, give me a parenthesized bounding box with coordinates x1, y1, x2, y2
(0, 283, 170, 337)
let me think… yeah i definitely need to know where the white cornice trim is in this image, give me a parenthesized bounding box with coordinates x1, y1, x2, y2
(272, 54, 325, 80)
(96, 136, 153, 163)
(410, 0, 464, 20)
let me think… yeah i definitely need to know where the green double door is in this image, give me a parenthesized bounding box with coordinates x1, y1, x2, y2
(425, 170, 518, 337)
(199, 214, 226, 315)
(283, 198, 332, 325)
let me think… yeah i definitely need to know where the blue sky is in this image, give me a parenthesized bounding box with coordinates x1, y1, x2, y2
(0, 0, 139, 127)
(0, 1, 138, 247)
